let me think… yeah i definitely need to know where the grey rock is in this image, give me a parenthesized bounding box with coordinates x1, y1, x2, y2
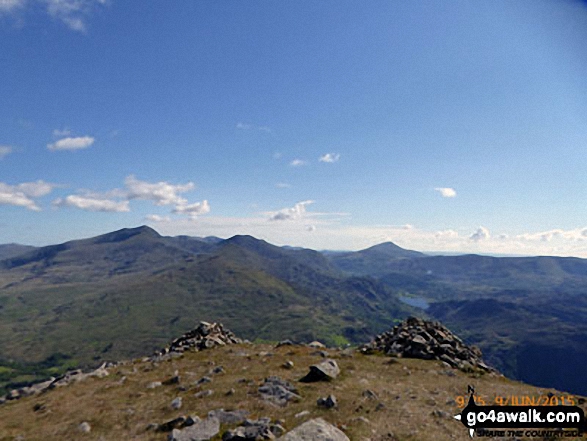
(169, 417, 220, 441)
(171, 397, 183, 410)
(317, 395, 337, 409)
(163, 375, 181, 385)
(222, 418, 276, 440)
(278, 418, 349, 441)
(299, 359, 340, 382)
(78, 422, 91, 433)
(276, 339, 294, 348)
(308, 341, 325, 349)
(158, 322, 242, 356)
(194, 389, 213, 398)
(360, 317, 497, 373)
(259, 377, 301, 406)
(158, 416, 187, 432)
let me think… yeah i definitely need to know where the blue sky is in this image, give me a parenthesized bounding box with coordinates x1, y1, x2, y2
(1, 0, 587, 256)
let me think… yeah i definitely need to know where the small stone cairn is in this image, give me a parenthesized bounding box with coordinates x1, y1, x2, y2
(361, 317, 495, 373)
(158, 321, 242, 356)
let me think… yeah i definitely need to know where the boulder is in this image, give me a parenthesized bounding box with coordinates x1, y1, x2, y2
(299, 360, 340, 382)
(168, 417, 220, 441)
(278, 418, 349, 440)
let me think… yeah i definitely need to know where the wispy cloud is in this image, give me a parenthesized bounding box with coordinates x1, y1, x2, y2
(173, 200, 211, 219)
(0, 180, 56, 211)
(275, 182, 291, 189)
(236, 122, 272, 133)
(434, 187, 457, 198)
(1, 0, 107, 31)
(47, 136, 94, 151)
(0, 145, 13, 159)
(290, 159, 306, 167)
(45, 0, 107, 32)
(52, 128, 71, 137)
(319, 153, 340, 163)
(269, 200, 314, 221)
(0, 0, 25, 13)
(145, 214, 171, 223)
(53, 195, 130, 212)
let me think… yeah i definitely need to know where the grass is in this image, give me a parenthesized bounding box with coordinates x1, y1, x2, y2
(1, 343, 584, 441)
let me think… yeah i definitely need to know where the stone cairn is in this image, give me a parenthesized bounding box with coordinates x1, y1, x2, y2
(157, 321, 242, 356)
(361, 316, 495, 373)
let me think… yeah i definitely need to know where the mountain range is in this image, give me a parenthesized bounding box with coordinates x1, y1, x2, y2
(1, 226, 586, 396)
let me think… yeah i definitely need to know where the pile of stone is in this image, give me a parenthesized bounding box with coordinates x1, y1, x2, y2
(158, 321, 242, 356)
(361, 317, 495, 373)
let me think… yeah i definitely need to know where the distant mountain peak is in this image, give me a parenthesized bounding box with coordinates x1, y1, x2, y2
(223, 235, 269, 247)
(362, 241, 424, 258)
(92, 225, 160, 244)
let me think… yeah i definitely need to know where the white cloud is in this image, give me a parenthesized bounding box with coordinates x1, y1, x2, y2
(434, 187, 457, 198)
(47, 136, 94, 151)
(53, 195, 130, 212)
(275, 182, 291, 189)
(236, 122, 251, 130)
(516, 228, 587, 243)
(124, 175, 195, 206)
(0, 0, 25, 13)
(0, 145, 13, 159)
(273, 152, 282, 160)
(15, 180, 54, 197)
(469, 226, 490, 242)
(435, 229, 459, 239)
(0, 180, 55, 211)
(173, 200, 211, 219)
(145, 214, 171, 223)
(319, 153, 340, 163)
(0, 189, 40, 211)
(290, 159, 306, 167)
(269, 200, 314, 221)
(45, 0, 106, 32)
(52, 128, 71, 137)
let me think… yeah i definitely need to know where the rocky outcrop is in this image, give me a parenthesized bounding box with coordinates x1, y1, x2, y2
(278, 418, 349, 440)
(158, 322, 242, 356)
(2, 362, 111, 403)
(258, 376, 301, 406)
(222, 417, 285, 440)
(361, 317, 495, 372)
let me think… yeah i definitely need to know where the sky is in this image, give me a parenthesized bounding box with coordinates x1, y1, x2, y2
(1, 0, 587, 256)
